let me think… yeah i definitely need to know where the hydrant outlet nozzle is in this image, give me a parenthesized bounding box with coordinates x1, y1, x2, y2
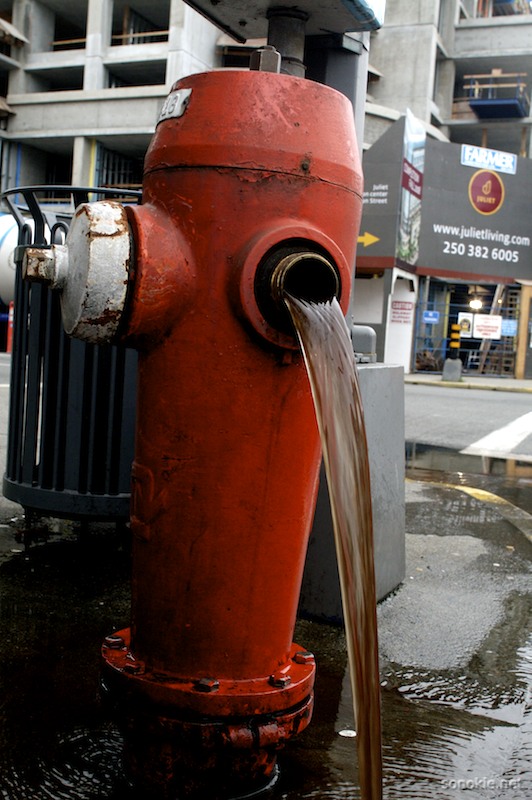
(256, 247, 340, 336)
(22, 201, 132, 344)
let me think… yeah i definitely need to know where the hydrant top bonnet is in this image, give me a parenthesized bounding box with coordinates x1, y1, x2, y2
(146, 70, 363, 198)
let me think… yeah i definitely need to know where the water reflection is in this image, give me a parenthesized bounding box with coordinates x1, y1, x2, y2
(0, 529, 130, 800)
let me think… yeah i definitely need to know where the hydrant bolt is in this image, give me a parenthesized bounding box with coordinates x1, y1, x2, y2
(195, 677, 220, 693)
(293, 651, 315, 666)
(104, 634, 125, 650)
(249, 44, 281, 73)
(269, 673, 292, 689)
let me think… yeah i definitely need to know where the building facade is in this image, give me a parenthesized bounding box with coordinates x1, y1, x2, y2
(0, 0, 531, 373)
(355, 0, 532, 376)
(0, 0, 220, 192)
(366, 0, 532, 155)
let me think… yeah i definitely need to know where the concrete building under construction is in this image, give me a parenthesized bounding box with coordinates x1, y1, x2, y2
(0, 0, 531, 376)
(357, 0, 532, 377)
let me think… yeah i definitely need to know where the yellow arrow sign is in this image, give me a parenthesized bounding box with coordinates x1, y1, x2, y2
(357, 231, 380, 247)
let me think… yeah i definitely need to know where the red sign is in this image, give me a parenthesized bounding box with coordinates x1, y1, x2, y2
(468, 169, 505, 215)
(401, 158, 423, 198)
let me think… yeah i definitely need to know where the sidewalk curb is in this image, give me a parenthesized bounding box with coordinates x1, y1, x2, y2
(405, 378, 532, 394)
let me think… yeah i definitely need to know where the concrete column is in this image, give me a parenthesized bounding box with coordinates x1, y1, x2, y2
(434, 58, 456, 121)
(306, 32, 369, 157)
(13, 0, 54, 52)
(165, 0, 186, 87)
(84, 0, 113, 90)
(72, 136, 95, 186)
(10, 0, 55, 93)
(305, 31, 370, 319)
(165, 0, 220, 87)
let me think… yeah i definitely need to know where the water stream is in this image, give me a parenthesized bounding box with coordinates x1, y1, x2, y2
(1, 300, 531, 797)
(286, 295, 383, 800)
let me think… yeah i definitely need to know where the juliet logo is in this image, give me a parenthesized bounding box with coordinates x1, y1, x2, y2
(468, 169, 505, 215)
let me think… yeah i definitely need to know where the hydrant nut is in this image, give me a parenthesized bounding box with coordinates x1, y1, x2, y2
(249, 45, 281, 73)
(269, 673, 292, 689)
(104, 634, 125, 650)
(293, 650, 315, 665)
(195, 677, 220, 692)
(23, 244, 70, 289)
(23, 248, 54, 283)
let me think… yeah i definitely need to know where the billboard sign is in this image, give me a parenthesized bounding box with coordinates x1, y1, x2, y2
(458, 312, 473, 338)
(396, 110, 425, 265)
(417, 140, 532, 280)
(359, 119, 405, 264)
(359, 112, 427, 268)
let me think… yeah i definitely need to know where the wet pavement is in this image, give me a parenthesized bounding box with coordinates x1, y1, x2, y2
(0, 362, 531, 798)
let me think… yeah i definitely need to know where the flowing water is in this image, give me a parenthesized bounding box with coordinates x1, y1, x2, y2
(1, 323, 532, 798)
(286, 295, 383, 800)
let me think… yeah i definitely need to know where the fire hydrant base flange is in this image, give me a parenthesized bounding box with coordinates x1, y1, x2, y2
(102, 628, 316, 718)
(102, 631, 314, 799)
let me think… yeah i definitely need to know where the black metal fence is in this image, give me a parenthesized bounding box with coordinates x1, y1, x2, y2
(2, 186, 140, 520)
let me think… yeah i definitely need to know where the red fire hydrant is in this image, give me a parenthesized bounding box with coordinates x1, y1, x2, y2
(24, 69, 363, 797)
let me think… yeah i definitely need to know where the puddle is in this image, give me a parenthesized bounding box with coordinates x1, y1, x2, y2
(0, 489, 530, 799)
(378, 633, 532, 799)
(406, 443, 532, 507)
(0, 529, 131, 799)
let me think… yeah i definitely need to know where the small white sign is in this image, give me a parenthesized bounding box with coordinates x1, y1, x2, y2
(157, 89, 192, 125)
(460, 144, 517, 175)
(473, 314, 502, 340)
(458, 312, 473, 339)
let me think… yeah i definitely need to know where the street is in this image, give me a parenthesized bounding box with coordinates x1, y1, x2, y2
(0, 352, 10, 386)
(405, 382, 532, 461)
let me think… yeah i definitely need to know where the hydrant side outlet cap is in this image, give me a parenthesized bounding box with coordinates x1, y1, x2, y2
(61, 202, 131, 343)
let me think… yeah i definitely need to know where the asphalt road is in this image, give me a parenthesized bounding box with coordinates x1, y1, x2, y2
(405, 382, 532, 460)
